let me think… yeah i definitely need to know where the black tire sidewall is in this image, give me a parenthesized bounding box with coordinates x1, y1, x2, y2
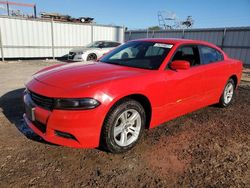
(102, 99, 146, 153)
(87, 53, 97, 61)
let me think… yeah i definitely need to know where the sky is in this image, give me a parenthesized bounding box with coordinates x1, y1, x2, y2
(2, 0, 250, 29)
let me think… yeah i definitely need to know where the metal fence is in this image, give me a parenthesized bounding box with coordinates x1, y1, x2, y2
(0, 16, 125, 60)
(125, 27, 250, 65)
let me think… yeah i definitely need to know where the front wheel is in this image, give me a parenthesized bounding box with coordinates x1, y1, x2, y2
(86, 53, 97, 61)
(219, 78, 235, 107)
(101, 99, 146, 153)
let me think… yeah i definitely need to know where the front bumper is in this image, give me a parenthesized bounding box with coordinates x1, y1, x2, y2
(68, 54, 84, 61)
(23, 96, 104, 148)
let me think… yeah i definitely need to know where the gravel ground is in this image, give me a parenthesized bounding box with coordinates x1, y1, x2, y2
(0, 60, 249, 187)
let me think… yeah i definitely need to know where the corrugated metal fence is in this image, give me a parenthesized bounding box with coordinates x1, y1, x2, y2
(0, 16, 124, 59)
(125, 27, 250, 65)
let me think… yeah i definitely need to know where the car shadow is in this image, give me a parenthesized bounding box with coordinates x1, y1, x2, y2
(0, 88, 53, 145)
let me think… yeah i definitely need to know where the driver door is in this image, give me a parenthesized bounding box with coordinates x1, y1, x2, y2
(162, 45, 207, 121)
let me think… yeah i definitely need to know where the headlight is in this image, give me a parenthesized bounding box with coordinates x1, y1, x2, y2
(76, 52, 83, 55)
(54, 98, 100, 110)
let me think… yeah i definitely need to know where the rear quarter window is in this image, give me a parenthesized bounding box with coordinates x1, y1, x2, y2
(200, 46, 224, 64)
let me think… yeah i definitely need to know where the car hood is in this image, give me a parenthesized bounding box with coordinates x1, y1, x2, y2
(33, 62, 147, 89)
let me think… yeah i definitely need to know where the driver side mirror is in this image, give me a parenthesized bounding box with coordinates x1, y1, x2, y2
(170, 60, 190, 70)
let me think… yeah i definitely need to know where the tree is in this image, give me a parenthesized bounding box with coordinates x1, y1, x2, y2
(148, 26, 162, 31)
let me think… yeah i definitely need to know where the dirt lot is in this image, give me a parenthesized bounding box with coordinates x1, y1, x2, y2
(0, 60, 249, 187)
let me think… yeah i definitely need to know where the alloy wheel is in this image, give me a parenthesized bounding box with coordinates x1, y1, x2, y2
(113, 109, 142, 147)
(224, 82, 234, 104)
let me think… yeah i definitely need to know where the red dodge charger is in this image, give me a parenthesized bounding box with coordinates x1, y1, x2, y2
(23, 39, 242, 153)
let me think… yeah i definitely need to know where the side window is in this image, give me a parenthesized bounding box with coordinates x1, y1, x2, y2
(172, 45, 200, 66)
(103, 42, 111, 48)
(97, 41, 105, 48)
(104, 42, 121, 48)
(111, 42, 121, 47)
(200, 46, 224, 64)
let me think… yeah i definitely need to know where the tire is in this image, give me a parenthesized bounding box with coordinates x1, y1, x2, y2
(101, 99, 146, 153)
(219, 78, 235, 107)
(86, 53, 97, 61)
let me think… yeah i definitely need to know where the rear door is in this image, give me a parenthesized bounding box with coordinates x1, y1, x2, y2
(198, 45, 228, 102)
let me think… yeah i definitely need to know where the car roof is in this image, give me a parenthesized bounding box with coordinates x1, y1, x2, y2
(131, 38, 214, 46)
(95, 40, 121, 43)
(130, 38, 226, 58)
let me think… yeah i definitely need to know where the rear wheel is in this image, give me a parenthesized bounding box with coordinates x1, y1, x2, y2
(86, 53, 97, 61)
(219, 78, 235, 107)
(101, 99, 146, 153)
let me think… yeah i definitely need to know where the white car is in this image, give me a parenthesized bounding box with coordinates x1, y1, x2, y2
(68, 41, 121, 61)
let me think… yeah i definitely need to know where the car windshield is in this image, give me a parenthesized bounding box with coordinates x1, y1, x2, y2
(100, 41, 173, 70)
(86, 41, 104, 48)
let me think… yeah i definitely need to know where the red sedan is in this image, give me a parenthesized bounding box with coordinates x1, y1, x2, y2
(23, 39, 242, 153)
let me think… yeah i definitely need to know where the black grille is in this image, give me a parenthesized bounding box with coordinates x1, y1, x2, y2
(29, 91, 54, 110)
(55, 130, 78, 141)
